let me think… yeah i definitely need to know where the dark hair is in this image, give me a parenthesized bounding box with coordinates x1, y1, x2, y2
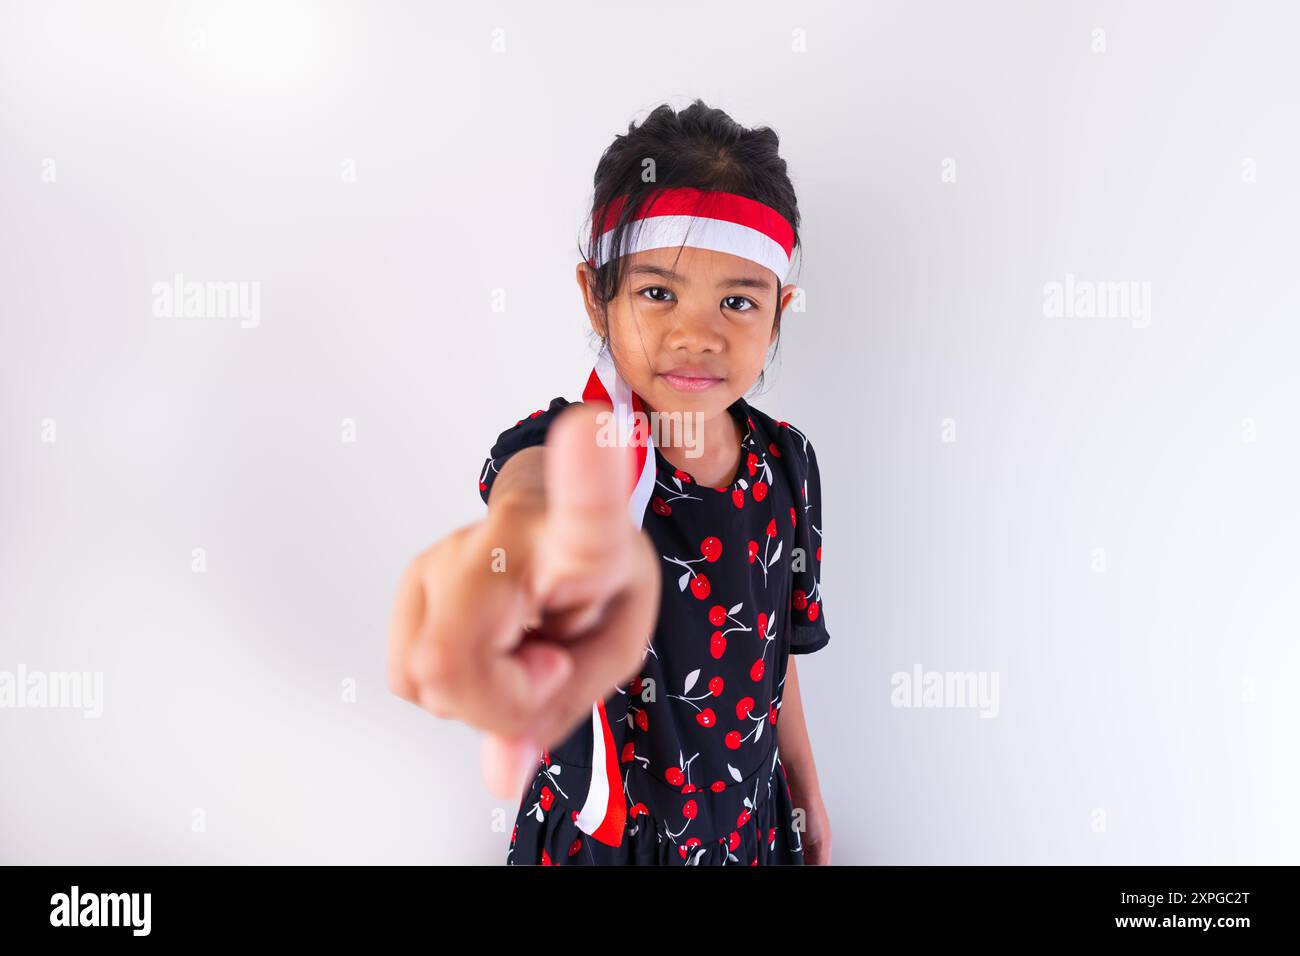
(579, 99, 802, 395)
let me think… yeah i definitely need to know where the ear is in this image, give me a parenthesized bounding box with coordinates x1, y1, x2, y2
(778, 283, 798, 314)
(772, 283, 797, 344)
(576, 260, 608, 338)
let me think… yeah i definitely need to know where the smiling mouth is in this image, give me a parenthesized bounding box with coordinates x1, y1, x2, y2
(658, 370, 724, 393)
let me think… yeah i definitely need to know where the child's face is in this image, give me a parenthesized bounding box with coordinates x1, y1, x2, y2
(578, 245, 796, 419)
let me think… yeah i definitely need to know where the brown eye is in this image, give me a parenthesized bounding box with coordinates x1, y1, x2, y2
(640, 287, 675, 303)
(723, 296, 756, 312)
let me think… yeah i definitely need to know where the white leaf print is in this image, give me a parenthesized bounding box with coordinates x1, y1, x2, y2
(737, 478, 748, 490)
(728, 602, 742, 615)
(767, 540, 782, 567)
(755, 719, 763, 742)
(683, 669, 699, 694)
(728, 764, 742, 782)
(673, 476, 682, 491)
(678, 570, 690, 591)
(548, 765, 560, 775)
(533, 806, 544, 822)
(744, 797, 753, 809)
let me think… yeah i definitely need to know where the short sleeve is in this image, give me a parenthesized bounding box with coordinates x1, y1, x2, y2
(477, 396, 572, 506)
(788, 435, 829, 655)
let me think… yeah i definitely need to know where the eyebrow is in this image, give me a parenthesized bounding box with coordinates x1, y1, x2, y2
(627, 264, 773, 293)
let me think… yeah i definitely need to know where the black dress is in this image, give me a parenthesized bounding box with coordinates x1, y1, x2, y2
(478, 394, 829, 865)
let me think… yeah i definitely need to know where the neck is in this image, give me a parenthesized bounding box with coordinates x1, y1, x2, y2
(642, 398, 743, 488)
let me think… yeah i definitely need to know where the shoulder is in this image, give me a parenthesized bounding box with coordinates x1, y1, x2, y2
(742, 400, 820, 469)
(487, 395, 575, 453)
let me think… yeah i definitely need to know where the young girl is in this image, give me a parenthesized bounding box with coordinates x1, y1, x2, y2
(389, 101, 830, 865)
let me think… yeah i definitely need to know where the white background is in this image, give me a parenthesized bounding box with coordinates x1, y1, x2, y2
(1, 0, 1297, 864)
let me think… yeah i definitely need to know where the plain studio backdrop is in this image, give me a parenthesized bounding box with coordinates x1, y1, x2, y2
(1, 0, 1297, 865)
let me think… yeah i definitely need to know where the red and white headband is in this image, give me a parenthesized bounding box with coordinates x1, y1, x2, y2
(587, 186, 795, 285)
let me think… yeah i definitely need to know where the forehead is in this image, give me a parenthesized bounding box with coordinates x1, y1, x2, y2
(623, 246, 775, 288)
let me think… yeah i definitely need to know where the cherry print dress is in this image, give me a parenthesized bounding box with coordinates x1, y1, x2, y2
(478, 394, 829, 865)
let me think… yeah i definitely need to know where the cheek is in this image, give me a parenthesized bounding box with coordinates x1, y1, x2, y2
(608, 305, 658, 354)
(605, 309, 660, 382)
(607, 313, 634, 354)
(738, 322, 775, 362)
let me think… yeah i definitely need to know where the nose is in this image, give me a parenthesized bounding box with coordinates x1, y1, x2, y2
(663, 300, 725, 354)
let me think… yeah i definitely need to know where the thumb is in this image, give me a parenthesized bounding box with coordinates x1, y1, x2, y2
(481, 644, 572, 800)
(515, 639, 573, 702)
(482, 732, 542, 800)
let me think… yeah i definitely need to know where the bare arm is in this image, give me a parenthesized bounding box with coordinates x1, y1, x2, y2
(780, 658, 821, 802)
(780, 657, 833, 863)
(486, 445, 546, 517)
